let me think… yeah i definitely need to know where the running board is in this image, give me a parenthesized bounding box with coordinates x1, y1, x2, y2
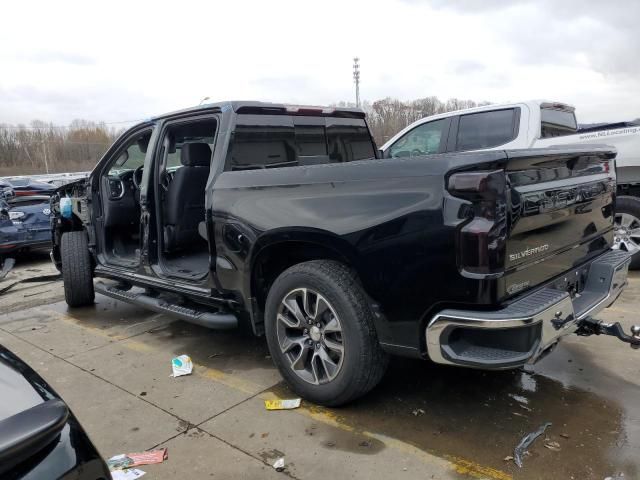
(94, 281, 238, 330)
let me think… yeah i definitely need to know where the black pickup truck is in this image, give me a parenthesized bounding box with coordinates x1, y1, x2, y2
(50, 101, 640, 405)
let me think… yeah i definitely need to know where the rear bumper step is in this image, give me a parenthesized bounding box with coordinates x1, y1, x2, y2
(426, 249, 631, 369)
(94, 281, 238, 330)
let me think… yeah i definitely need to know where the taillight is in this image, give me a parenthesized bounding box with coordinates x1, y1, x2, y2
(448, 170, 505, 201)
(447, 169, 507, 275)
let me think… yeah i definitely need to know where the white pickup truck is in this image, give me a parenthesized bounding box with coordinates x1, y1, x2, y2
(379, 100, 640, 266)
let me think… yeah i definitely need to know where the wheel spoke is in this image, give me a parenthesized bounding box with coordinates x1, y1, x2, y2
(314, 295, 331, 320)
(629, 228, 640, 238)
(277, 313, 298, 329)
(621, 214, 635, 228)
(291, 343, 312, 371)
(324, 317, 341, 334)
(317, 347, 340, 379)
(310, 353, 322, 384)
(282, 295, 306, 327)
(279, 333, 304, 354)
(323, 336, 343, 354)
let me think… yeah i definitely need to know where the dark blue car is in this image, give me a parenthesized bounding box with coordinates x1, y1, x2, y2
(0, 177, 56, 197)
(0, 190, 52, 255)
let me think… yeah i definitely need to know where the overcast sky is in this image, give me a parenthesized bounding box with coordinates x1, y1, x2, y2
(1, 0, 638, 126)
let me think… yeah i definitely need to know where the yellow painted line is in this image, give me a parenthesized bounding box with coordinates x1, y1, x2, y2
(42, 304, 511, 480)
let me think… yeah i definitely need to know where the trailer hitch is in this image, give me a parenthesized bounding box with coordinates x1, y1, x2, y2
(577, 317, 640, 349)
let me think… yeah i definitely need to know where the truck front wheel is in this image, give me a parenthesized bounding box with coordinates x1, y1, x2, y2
(264, 260, 389, 406)
(615, 196, 640, 269)
(61, 231, 95, 307)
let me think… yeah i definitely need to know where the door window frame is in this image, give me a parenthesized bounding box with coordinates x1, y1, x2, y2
(447, 107, 521, 153)
(383, 117, 452, 159)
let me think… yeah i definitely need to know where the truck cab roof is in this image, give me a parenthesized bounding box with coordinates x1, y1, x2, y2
(149, 101, 366, 124)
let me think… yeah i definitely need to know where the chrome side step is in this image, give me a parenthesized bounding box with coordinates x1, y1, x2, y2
(94, 281, 238, 330)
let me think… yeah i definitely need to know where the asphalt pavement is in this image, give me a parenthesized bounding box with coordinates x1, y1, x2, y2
(0, 252, 638, 479)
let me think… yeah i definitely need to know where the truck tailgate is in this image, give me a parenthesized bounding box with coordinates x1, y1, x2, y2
(502, 147, 616, 297)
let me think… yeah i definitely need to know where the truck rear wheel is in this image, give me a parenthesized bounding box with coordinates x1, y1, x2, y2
(614, 196, 640, 269)
(264, 260, 389, 406)
(61, 231, 95, 307)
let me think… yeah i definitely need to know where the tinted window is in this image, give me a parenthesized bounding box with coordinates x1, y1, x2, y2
(326, 120, 375, 163)
(227, 116, 374, 170)
(295, 125, 327, 156)
(388, 119, 448, 158)
(228, 115, 296, 171)
(456, 109, 517, 151)
(541, 108, 577, 138)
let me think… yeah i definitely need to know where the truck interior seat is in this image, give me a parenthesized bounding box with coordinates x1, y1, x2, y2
(163, 142, 211, 251)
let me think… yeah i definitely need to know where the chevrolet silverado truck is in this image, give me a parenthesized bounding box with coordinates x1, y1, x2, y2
(50, 101, 640, 406)
(381, 100, 640, 266)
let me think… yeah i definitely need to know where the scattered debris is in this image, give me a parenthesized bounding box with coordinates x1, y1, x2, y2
(560, 433, 570, 439)
(604, 473, 625, 480)
(261, 432, 269, 438)
(326, 441, 335, 447)
(139, 392, 147, 397)
(359, 440, 372, 448)
(208, 353, 221, 358)
(107, 448, 168, 471)
(273, 457, 285, 472)
(503, 456, 514, 462)
(264, 398, 301, 410)
(544, 441, 561, 452)
(412, 408, 426, 416)
(171, 355, 193, 377)
(0, 258, 15, 279)
(513, 422, 552, 468)
(0, 272, 61, 295)
(110, 468, 146, 479)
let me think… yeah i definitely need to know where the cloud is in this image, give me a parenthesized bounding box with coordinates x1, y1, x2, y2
(19, 50, 95, 66)
(422, 0, 640, 77)
(0, 0, 638, 125)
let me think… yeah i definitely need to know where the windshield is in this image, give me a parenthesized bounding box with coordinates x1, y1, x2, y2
(108, 131, 152, 175)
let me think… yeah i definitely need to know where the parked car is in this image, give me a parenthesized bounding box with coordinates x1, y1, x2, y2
(0, 177, 56, 197)
(380, 100, 640, 265)
(0, 188, 52, 255)
(0, 344, 111, 479)
(50, 101, 639, 406)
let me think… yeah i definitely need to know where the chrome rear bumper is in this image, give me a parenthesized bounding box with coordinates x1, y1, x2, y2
(426, 249, 631, 369)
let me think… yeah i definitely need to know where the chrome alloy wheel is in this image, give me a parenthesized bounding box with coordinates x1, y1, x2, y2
(614, 212, 640, 255)
(276, 288, 344, 385)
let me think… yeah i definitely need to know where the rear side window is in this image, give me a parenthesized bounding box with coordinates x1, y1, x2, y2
(541, 108, 577, 138)
(227, 116, 375, 170)
(456, 109, 518, 151)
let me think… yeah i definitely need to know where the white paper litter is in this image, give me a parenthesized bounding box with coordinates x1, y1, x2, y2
(111, 468, 146, 480)
(171, 354, 193, 377)
(273, 457, 285, 472)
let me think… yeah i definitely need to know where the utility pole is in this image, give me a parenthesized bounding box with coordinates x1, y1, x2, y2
(353, 57, 360, 108)
(41, 139, 49, 174)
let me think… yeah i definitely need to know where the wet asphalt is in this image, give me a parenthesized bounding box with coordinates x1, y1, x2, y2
(0, 252, 638, 479)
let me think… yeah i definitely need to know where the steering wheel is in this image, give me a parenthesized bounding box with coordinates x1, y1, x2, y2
(411, 148, 425, 157)
(132, 165, 144, 189)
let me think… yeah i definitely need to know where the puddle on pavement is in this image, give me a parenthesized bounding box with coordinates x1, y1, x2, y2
(44, 296, 640, 479)
(270, 352, 636, 480)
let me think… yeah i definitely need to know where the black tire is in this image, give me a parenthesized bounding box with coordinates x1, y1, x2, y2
(265, 260, 389, 406)
(615, 196, 640, 270)
(61, 231, 95, 307)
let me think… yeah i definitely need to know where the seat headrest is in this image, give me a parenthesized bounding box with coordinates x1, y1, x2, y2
(181, 143, 211, 167)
